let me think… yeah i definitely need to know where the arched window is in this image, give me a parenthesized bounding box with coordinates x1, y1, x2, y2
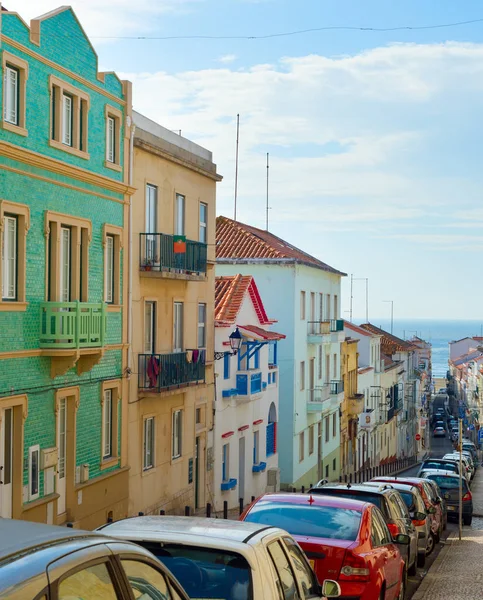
(266, 402, 277, 456)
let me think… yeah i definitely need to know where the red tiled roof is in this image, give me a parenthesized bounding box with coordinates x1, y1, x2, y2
(216, 216, 346, 276)
(360, 323, 416, 355)
(215, 275, 272, 326)
(344, 321, 381, 338)
(358, 366, 374, 375)
(238, 324, 285, 341)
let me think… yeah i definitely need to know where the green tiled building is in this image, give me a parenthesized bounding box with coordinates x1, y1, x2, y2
(0, 6, 132, 527)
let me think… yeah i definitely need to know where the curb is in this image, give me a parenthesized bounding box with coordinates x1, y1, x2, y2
(411, 532, 457, 600)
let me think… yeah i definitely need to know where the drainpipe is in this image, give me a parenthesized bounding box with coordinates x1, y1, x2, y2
(127, 122, 136, 374)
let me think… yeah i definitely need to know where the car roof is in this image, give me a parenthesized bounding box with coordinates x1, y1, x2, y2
(255, 492, 368, 511)
(423, 458, 457, 463)
(309, 483, 396, 495)
(99, 516, 276, 545)
(0, 519, 98, 563)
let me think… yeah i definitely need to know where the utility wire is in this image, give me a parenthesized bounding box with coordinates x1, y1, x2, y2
(85, 17, 483, 40)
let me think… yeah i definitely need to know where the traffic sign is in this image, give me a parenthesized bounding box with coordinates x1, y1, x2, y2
(478, 429, 483, 444)
(415, 434, 421, 441)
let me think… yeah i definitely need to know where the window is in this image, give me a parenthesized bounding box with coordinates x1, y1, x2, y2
(199, 202, 207, 243)
(325, 464, 329, 478)
(103, 225, 122, 305)
(195, 408, 201, 424)
(326, 294, 331, 320)
(319, 292, 324, 320)
(2, 215, 16, 300)
(282, 537, 319, 599)
(58, 562, 118, 600)
(29, 445, 40, 501)
(222, 443, 229, 481)
(332, 412, 337, 437)
(172, 409, 182, 459)
(107, 116, 115, 162)
(175, 194, 185, 235)
(223, 353, 230, 379)
(253, 430, 260, 464)
(198, 303, 206, 348)
(268, 541, 299, 600)
(105, 235, 114, 303)
(300, 291, 306, 320)
(334, 294, 338, 319)
(143, 417, 155, 470)
(307, 425, 314, 455)
(333, 458, 336, 471)
(325, 354, 330, 384)
(173, 302, 184, 352)
(333, 353, 337, 379)
(121, 560, 172, 600)
(144, 301, 156, 354)
(300, 361, 305, 391)
(299, 431, 304, 462)
(50, 76, 89, 157)
(318, 346, 322, 380)
(102, 389, 113, 459)
(371, 507, 392, 546)
(325, 416, 329, 443)
(104, 105, 122, 170)
(2, 52, 28, 135)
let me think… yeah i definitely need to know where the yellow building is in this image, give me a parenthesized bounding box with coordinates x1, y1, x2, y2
(128, 112, 221, 515)
(340, 338, 364, 478)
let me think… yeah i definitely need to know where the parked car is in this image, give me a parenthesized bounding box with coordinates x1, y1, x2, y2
(462, 442, 478, 463)
(100, 516, 341, 600)
(307, 482, 418, 576)
(421, 472, 473, 526)
(418, 459, 461, 478)
(0, 518, 192, 600)
(422, 478, 448, 531)
(443, 453, 474, 479)
(438, 388, 447, 394)
(240, 493, 408, 600)
(433, 426, 446, 438)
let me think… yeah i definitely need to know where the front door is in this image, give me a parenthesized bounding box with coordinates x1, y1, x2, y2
(0, 408, 13, 518)
(57, 398, 67, 516)
(238, 437, 245, 503)
(195, 437, 200, 509)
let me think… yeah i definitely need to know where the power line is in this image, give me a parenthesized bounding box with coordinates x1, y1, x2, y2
(85, 17, 483, 40)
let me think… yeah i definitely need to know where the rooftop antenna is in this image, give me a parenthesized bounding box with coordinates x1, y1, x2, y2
(266, 152, 271, 230)
(234, 114, 240, 221)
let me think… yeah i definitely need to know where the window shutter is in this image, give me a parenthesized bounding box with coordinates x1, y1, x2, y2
(105, 236, 114, 303)
(4, 67, 18, 125)
(62, 95, 72, 146)
(107, 116, 115, 162)
(2, 216, 17, 300)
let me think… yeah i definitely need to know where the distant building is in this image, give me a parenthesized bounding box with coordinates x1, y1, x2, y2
(216, 216, 346, 488)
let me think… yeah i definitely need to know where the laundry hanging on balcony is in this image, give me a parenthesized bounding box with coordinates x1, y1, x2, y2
(147, 355, 160, 387)
(186, 350, 193, 363)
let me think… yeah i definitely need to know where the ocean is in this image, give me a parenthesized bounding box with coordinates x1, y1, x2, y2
(365, 319, 483, 378)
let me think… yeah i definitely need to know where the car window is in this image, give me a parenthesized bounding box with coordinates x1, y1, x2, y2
(122, 560, 172, 600)
(268, 541, 300, 600)
(387, 494, 404, 519)
(372, 508, 392, 545)
(370, 509, 385, 547)
(282, 537, 319, 599)
(245, 502, 361, 540)
(398, 491, 416, 512)
(58, 561, 118, 600)
(421, 482, 437, 503)
(392, 493, 410, 518)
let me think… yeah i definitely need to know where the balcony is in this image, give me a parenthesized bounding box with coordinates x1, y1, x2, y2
(138, 352, 205, 392)
(386, 406, 396, 422)
(307, 320, 331, 344)
(307, 385, 330, 413)
(330, 380, 344, 395)
(235, 370, 263, 401)
(330, 319, 344, 332)
(139, 233, 207, 279)
(39, 302, 107, 377)
(348, 393, 365, 416)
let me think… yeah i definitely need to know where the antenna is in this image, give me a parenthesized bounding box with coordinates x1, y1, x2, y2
(266, 152, 271, 230)
(234, 114, 240, 221)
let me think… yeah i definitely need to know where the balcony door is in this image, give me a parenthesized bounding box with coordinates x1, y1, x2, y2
(173, 302, 183, 353)
(309, 358, 315, 402)
(145, 185, 158, 264)
(57, 397, 67, 516)
(175, 194, 185, 236)
(0, 408, 13, 518)
(59, 227, 71, 302)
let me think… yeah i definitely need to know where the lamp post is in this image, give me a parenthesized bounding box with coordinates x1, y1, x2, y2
(349, 275, 369, 323)
(383, 300, 394, 334)
(214, 327, 242, 360)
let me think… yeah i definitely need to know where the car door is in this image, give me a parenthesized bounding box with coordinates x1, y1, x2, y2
(267, 539, 302, 600)
(392, 492, 417, 565)
(282, 536, 321, 600)
(372, 508, 400, 599)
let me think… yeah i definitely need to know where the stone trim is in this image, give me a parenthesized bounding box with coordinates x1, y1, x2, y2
(1, 50, 29, 136)
(100, 379, 121, 470)
(0, 199, 30, 307)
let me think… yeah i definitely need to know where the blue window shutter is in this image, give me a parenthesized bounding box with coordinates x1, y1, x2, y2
(224, 354, 230, 379)
(255, 349, 260, 369)
(266, 423, 274, 456)
(274, 343, 278, 366)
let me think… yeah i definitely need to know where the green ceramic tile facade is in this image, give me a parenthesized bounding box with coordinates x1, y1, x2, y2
(0, 8, 126, 507)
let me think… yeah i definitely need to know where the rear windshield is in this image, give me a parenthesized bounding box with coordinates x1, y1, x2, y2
(245, 501, 361, 541)
(425, 475, 468, 492)
(136, 541, 253, 600)
(423, 462, 457, 472)
(312, 490, 382, 510)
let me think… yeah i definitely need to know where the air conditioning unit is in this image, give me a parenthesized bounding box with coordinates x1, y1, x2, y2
(78, 464, 89, 484)
(266, 468, 280, 492)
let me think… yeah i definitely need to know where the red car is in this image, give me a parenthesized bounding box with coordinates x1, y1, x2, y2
(240, 493, 408, 600)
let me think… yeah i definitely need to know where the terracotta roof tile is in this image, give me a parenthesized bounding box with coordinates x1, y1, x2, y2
(360, 323, 416, 355)
(238, 325, 285, 341)
(216, 216, 346, 276)
(215, 275, 272, 326)
(344, 321, 381, 338)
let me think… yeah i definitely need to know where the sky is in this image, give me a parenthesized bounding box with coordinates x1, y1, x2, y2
(12, 0, 483, 321)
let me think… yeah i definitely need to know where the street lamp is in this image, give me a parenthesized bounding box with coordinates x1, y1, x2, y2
(214, 327, 242, 360)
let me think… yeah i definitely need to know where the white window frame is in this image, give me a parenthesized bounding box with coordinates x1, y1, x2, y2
(2, 215, 17, 300)
(62, 93, 73, 146)
(199, 202, 207, 243)
(300, 291, 306, 320)
(59, 226, 71, 303)
(3, 65, 18, 125)
(173, 301, 183, 353)
(222, 443, 230, 482)
(253, 430, 260, 465)
(198, 303, 206, 348)
(172, 409, 182, 459)
(106, 115, 115, 163)
(175, 193, 185, 236)
(102, 389, 113, 459)
(144, 301, 155, 354)
(143, 417, 155, 471)
(105, 234, 114, 303)
(29, 445, 40, 501)
(300, 361, 305, 391)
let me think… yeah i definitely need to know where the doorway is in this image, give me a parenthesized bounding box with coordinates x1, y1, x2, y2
(195, 437, 200, 509)
(57, 398, 67, 516)
(238, 437, 245, 502)
(0, 408, 13, 518)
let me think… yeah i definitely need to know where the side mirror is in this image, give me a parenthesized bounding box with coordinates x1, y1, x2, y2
(427, 507, 437, 515)
(393, 533, 410, 545)
(321, 580, 341, 599)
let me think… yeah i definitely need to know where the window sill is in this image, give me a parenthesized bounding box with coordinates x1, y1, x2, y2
(107, 304, 122, 312)
(142, 466, 156, 476)
(1, 120, 28, 137)
(100, 456, 119, 471)
(0, 301, 28, 312)
(104, 160, 122, 172)
(50, 139, 90, 160)
(171, 455, 182, 465)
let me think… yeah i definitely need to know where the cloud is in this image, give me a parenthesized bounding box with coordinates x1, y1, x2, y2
(217, 54, 237, 64)
(121, 41, 483, 234)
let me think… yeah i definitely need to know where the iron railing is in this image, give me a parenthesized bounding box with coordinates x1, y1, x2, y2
(138, 352, 205, 392)
(39, 302, 106, 349)
(140, 233, 207, 274)
(330, 380, 344, 395)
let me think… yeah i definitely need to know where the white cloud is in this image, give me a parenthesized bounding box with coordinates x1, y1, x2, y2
(217, 54, 237, 64)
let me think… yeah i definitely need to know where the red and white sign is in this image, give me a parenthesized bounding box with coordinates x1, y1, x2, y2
(415, 434, 421, 441)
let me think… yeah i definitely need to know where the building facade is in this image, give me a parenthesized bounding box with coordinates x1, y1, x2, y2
(340, 337, 363, 478)
(128, 112, 221, 515)
(213, 275, 284, 510)
(0, 7, 132, 527)
(216, 216, 346, 488)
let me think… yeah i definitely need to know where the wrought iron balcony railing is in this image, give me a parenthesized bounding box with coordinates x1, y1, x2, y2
(138, 352, 205, 392)
(39, 302, 106, 349)
(140, 233, 207, 275)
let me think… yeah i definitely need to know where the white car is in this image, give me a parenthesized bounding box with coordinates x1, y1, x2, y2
(99, 516, 341, 600)
(443, 454, 474, 480)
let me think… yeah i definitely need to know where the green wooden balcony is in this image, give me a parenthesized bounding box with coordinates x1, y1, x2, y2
(40, 302, 106, 349)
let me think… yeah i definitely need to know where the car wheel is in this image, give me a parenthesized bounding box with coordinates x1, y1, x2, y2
(417, 551, 426, 568)
(463, 515, 473, 526)
(425, 533, 435, 556)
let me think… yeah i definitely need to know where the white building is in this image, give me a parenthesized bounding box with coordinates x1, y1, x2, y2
(213, 275, 285, 510)
(216, 216, 346, 488)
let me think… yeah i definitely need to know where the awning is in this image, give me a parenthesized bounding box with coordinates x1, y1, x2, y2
(238, 324, 285, 341)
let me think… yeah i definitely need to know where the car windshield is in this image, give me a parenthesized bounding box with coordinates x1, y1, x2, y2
(423, 462, 457, 472)
(425, 475, 468, 492)
(313, 490, 382, 509)
(245, 501, 361, 540)
(136, 541, 253, 600)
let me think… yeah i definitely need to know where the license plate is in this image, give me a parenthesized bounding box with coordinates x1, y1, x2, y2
(447, 506, 456, 511)
(309, 559, 315, 570)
